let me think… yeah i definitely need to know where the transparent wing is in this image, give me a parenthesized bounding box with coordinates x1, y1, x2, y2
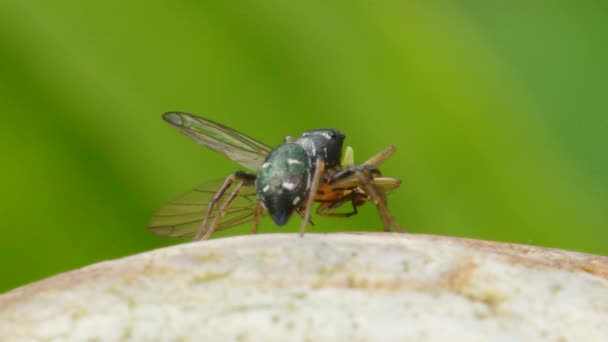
(163, 112, 272, 171)
(149, 179, 260, 238)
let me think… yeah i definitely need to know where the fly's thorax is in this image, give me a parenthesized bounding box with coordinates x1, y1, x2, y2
(294, 129, 345, 168)
(256, 143, 312, 226)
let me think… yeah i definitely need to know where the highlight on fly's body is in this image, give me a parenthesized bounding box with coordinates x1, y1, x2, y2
(149, 112, 404, 241)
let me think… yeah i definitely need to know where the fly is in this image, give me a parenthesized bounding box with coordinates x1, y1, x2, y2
(149, 112, 404, 240)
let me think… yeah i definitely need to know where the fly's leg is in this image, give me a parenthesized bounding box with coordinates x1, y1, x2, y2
(299, 159, 325, 237)
(204, 182, 246, 240)
(251, 201, 264, 234)
(195, 171, 256, 241)
(195, 175, 233, 241)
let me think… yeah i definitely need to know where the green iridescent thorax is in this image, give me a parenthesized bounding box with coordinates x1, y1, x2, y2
(255, 143, 311, 226)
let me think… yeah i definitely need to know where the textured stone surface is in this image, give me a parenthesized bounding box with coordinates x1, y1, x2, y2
(1, 233, 607, 341)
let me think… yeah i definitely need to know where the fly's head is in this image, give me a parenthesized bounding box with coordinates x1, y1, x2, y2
(294, 129, 345, 168)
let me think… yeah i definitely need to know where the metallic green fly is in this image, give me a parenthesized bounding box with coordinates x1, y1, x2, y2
(149, 112, 403, 240)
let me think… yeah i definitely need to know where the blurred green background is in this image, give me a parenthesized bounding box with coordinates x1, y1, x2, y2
(1, 1, 607, 293)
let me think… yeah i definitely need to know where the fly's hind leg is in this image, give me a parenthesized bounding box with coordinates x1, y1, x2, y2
(195, 171, 256, 241)
(204, 182, 245, 240)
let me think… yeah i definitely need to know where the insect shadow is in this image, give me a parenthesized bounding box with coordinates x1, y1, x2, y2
(149, 112, 404, 240)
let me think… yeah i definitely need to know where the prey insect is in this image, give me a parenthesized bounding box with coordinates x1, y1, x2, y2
(149, 112, 404, 240)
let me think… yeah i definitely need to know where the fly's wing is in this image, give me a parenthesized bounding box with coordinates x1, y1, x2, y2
(163, 112, 272, 171)
(149, 179, 260, 238)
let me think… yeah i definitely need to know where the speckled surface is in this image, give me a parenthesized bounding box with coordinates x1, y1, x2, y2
(1, 233, 607, 341)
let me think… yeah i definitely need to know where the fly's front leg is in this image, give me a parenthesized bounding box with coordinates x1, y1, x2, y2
(299, 159, 325, 237)
(251, 201, 264, 235)
(195, 171, 256, 241)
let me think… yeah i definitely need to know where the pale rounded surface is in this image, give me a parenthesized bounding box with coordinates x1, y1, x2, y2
(1, 233, 607, 341)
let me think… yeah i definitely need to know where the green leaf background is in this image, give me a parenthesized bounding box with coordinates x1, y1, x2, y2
(1, 1, 607, 292)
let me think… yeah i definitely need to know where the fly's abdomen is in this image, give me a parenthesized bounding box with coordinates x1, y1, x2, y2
(256, 143, 311, 226)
